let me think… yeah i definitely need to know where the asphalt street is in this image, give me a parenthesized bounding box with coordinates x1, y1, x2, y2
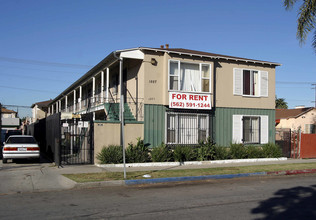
(1, 158, 316, 195)
(0, 174, 316, 219)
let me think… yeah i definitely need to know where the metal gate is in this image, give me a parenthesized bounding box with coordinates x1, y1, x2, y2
(275, 128, 291, 158)
(60, 118, 93, 165)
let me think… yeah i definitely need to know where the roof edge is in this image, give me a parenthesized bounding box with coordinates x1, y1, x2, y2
(136, 47, 281, 66)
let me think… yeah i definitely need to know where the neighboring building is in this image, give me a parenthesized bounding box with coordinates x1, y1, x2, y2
(46, 46, 280, 152)
(1, 107, 17, 119)
(31, 100, 51, 123)
(276, 107, 316, 133)
(1, 107, 20, 143)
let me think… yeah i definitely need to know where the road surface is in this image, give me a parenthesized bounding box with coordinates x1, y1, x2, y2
(0, 174, 315, 219)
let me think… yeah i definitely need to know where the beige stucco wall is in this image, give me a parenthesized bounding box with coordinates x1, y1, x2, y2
(141, 52, 275, 109)
(215, 62, 275, 109)
(276, 109, 316, 132)
(142, 51, 166, 105)
(142, 52, 215, 106)
(93, 122, 144, 163)
(32, 106, 46, 122)
(36, 108, 46, 119)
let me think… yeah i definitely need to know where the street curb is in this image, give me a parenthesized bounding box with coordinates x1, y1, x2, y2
(95, 157, 288, 168)
(267, 169, 316, 176)
(73, 168, 316, 187)
(75, 180, 126, 189)
(124, 172, 267, 185)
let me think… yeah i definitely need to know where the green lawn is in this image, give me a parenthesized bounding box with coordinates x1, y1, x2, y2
(63, 162, 316, 183)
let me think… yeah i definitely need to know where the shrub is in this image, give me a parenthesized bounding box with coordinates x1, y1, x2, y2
(151, 143, 173, 162)
(196, 138, 216, 161)
(262, 143, 282, 158)
(214, 146, 231, 160)
(173, 145, 196, 162)
(96, 145, 123, 164)
(126, 138, 150, 163)
(230, 143, 247, 159)
(246, 145, 264, 158)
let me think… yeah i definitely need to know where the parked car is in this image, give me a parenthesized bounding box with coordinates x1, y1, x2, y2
(2, 135, 40, 163)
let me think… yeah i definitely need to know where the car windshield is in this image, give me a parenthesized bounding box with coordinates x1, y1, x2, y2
(6, 137, 37, 144)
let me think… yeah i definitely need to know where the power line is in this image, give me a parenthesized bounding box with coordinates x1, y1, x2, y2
(0, 72, 73, 83)
(3, 104, 31, 108)
(286, 99, 313, 102)
(0, 56, 93, 69)
(276, 81, 316, 84)
(1, 104, 32, 118)
(0, 85, 58, 94)
(276, 86, 312, 89)
(0, 64, 83, 74)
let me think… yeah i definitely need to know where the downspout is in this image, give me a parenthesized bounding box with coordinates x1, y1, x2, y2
(113, 51, 126, 179)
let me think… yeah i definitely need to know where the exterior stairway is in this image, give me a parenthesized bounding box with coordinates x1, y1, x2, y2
(104, 103, 136, 122)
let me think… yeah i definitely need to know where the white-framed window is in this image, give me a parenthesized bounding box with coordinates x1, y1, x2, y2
(169, 60, 211, 93)
(233, 68, 268, 97)
(233, 115, 269, 144)
(166, 112, 209, 145)
(243, 116, 260, 143)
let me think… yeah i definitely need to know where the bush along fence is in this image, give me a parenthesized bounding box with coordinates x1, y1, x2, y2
(96, 138, 283, 164)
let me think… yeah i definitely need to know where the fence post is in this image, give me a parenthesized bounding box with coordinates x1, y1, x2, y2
(291, 131, 294, 158)
(298, 129, 301, 158)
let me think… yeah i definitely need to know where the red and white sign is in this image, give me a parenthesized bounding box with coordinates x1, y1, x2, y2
(169, 92, 211, 110)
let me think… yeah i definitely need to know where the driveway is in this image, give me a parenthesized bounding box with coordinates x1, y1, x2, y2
(0, 159, 76, 195)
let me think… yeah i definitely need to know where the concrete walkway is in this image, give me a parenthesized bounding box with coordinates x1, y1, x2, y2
(0, 158, 316, 195)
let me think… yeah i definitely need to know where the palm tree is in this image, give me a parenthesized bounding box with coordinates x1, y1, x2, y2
(283, 0, 316, 53)
(275, 96, 288, 109)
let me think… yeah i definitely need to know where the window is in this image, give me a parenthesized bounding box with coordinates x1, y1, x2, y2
(166, 112, 209, 144)
(243, 116, 260, 143)
(169, 60, 211, 93)
(234, 68, 268, 97)
(7, 136, 37, 144)
(305, 124, 316, 134)
(243, 70, 259, 96)
(202, 64, 210, 92)
(233, 115, 268, 144)
(169, 61, 179, 90)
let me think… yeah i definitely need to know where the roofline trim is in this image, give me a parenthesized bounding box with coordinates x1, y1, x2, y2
(116, 47, 281, 66)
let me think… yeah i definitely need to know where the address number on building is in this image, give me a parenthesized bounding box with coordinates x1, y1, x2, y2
(169, 92, 212, 110)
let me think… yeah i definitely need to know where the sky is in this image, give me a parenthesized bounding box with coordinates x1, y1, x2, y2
(0, 0, 315, 118)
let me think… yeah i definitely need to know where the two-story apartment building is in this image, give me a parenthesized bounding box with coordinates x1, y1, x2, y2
(47, 46, 280, 155)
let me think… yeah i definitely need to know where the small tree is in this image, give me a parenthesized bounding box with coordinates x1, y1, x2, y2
(276, 96, 288, 109)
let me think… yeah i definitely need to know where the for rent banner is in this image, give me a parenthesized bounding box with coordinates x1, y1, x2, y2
(169, 92, 212, 110)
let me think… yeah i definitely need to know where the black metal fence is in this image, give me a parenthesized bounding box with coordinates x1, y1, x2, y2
(26, 118, 48, 159)
(26, 112, 94, 165)
(60, 113, 94, 165)
(46, 113, 61, 161)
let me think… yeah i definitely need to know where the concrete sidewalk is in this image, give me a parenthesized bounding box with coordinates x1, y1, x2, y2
(1, 158, 316, 195)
